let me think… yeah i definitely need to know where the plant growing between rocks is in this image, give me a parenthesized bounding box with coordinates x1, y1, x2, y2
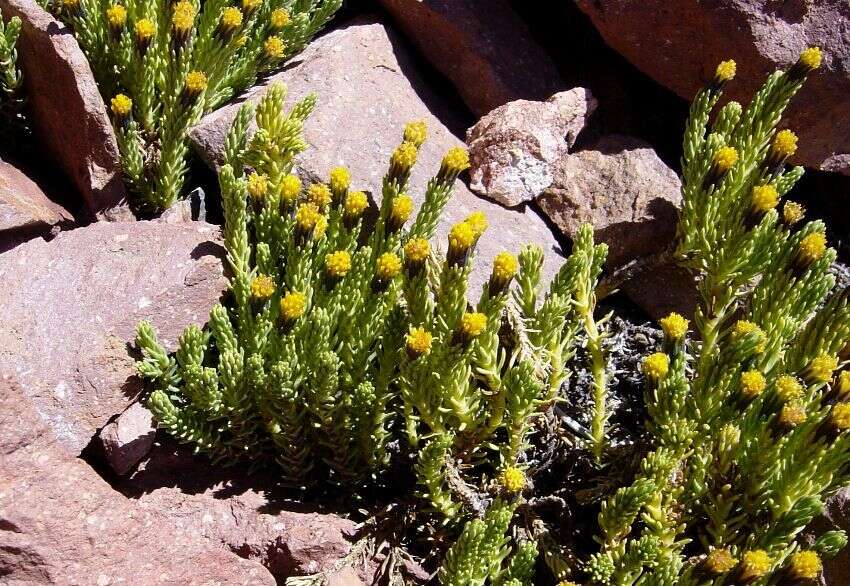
(0, 14, 25, 140)
(43, 0, 339, 212)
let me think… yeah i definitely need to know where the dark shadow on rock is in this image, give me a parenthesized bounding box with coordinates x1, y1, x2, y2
(190, 239, 227, 261)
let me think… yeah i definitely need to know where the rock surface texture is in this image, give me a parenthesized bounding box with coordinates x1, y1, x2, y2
(575, 0, 850, 174)
(0, 0, 126, 215)
(467, 88, 597, 207)
(0, 221, 227, 454)
(99, 401, 157, 476)
(0, 157, 71, 244)
(190, 18, 566, 293)
(375, 0, 563, 116)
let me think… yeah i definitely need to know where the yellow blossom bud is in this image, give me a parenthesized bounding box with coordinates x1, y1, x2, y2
(184, 70, 207, 99)
(789, 46, 822, 79)
(770, 129, 798, 163)
(775, 374, 804, 402)
(172, 1, 195, 37)
(714, 59, 736, 84)
(782, 201, 806, 226)
(733, 320, 766, 352)
(376, 252, 402, 281)
(264, 35, 285, 59)
(329, 166, 350, 197)
(403, 120, 427, 147)
(465, 211, 488, 239)
(250, 273, 275, 300)
(778, 402, 806, 429)
(437, 146, 470, 184)
(343, 190, 368, 220)
(269, 8, 290, 29)
(313, 215, 328, 240)
(389, 142, 418, 183)
(738, 550, 771, 582)
(280, 174, 301, 204)
(796, 231, 827, 268)
(788, 550, 822, 580)
(406, 327, 433, 358)
(750, 184, 779, 213)
(110, 94, 133, 119)
(134, 18, 155, 46)
(704, 548, 737, 575)
(499, 466, 526, 494)
(448, 221, 475, 265)
(61, 0, 81, 10)
(106, 4, 127, 31)
(831, 403, 850, 432)
(835, 371, 850, 401)
(806, 353, 838, 384)
(643, 353, 669, 381)
(460, 312, 487, 339)
(489, 251, 518, 294)
(241, 0, 261, 15)
(389, 194, 413, 231)
(246, 172, 268, 202)
(741, 370, 767, 399)
(295, 203, 321, 232)
(713, 146, 739, 173)
(404, 238, 430, 263)
(325, 251, 352, 279)
(220, 6, 243, 35)
(280, 291, 306, 321)
(660, 312, 689, 341)
(307, 183, 332, 209)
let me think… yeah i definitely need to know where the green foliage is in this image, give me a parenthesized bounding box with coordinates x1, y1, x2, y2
(45, 0, 340, 212)
(0, 14, 25, 139)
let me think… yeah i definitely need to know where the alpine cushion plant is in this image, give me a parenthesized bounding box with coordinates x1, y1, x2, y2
(43, 0, 340, 212)
(0, 14, 25, 141)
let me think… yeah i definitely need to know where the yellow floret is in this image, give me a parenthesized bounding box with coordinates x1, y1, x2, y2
(344, 190, 368, 218)
(313, 215, 328, 240)
(448, 221, 475, 253)
(779, 403, 806, 428)
(172, 1, 195, 33)
(643, 353, 669, 381)
(741, 370, 767, 399)
(404, 238, 430, 263)
(390, 195, 414, 224)
(492, 252, 518, 282)
(134, 18, 156, 42)
(403, 120, 428, 147)
(660, 312, 689, 341)
(836, 370, 850, 401)
(110, 93, 133, 117)
(280, 291, 306, 320)
(797, 232, 827, 265)
(788, 550, 822, 580)
(713, 146, 739, 172)
(325, 251, 352, 279)
(220, 6, 243, 30)
(771, 129, 798, 159)
(832, 403, 850, 431)
(250, 273, 275, 300)
(61, 0, 80, 8)
(307, 183, 332, 208)
(185, 70, 207, 96)
(705, 548, 737, 575)
(783, 201, 806, 225)
(106, 5, 127, 28)
(751, 184, 779, 213)
(461, 312, 487, 338)
(798, 46, 822, 71)
(391, 142, 418, 170)
(406, 327, 433, 357)
(269, 8, 290, 29)
(295, 203, 321, 231)
(715, 59, 737, 83)
(241, 0, 261, 12)
(733, 319, 765, 352)
(465, 211, 488, 238)
(280, 174, 301, 204)
(329, 166, 350, 194)
(499, 466, 526, 493)
(738, 550, 771, 581)
(442, 147, 470, 174)
(264, 35, 285, 59)
(775, 374, 804, 402)
(808, 353, 839, 384)
(246, 172, 268, 201)
(376, 252, 402, 281)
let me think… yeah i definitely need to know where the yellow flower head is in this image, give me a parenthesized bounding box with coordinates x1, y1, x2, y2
(307, 183, 332, 209)
(713, 146, 739, 173)
(832, 402, 850, 431)
(643, 353, 669, 381)
(751, 184, 779, 213)
(771, 129, 798, 160)
(250, 273, 275, 300)
(134, 18, 156, 43)
(404, 238, 430, 264)
(376, 252, 402, 281)
(798, 46, 822, 71)
(782, 201, 806, 225)
(739, 550, 771, 581)
(499, 466, 526, 494)
(325, 251, 352, 279)
(465, 211, 488, 239)
(788, 550, 822, 580)
(741, 370, 767, 399)
(269, 8, 290, 29)
(246, 172, 268, 201)
(61, 0, 80, 9)
(313, 215, 328, 240)
(660, 312, 689, 341)
(110, 93, 133, 118)
(448, 221, 475, 254)
(241, 0, 261, 13)
(555, 583, 578, 586)
(492, 252, 518, 283)
(808, 353, 838, 384)
(280, 291, 306, 321)
(733, 320, 765, 352)
(264, 35, 285, 59)
(280, 174, 301, 204)
(704, 548, 737, 575)
(836, 370, 850, 401)
(406, 327, 433, 357)
(403, 120, 427, 147)
(779, 403, 806, 428)
(714, 59, 737, 83)
(344, 190, 368, 218)
(106, 5, 127, 29)
(461, 312, 487, 338)
(797, 231, 827, 266)
(775, 374, 804, 402)
(329, 166, 350, 194)
(390, 142, 418, 172)
(295, 203, 321, 231)
(185, 70, 207, 97)
(390, 194, 414, 225)
(220, 6, 243, 31)
(172, 1, 195, 34)
(441, 147, 470, 175)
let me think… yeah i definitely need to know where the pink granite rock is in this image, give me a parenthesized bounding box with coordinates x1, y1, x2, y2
(0, 157, 72, 243)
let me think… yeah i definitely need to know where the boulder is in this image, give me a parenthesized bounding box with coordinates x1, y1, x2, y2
(0, 220, 227, 455)
(467, 88, 597, 207)
(0, 0, 126, 216)
(98, 401, 157, 476)
(190, 18, 566, 294)
(536, 135, 682, 269)
(0, 157, 72, 246)
(375, 0, 563, 116)
(574, 0, 850, 175)
(0, 375, 277, 585)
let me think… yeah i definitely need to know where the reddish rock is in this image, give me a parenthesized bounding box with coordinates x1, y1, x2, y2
(99, 401, 156, 476)
(467, 88, 597, 207)
(0, 221, 227, 455)
(190, 18, 565, 294)
(0, 157, 71, 241)
(621, 261, 699, 322)
(0, 375, 276, 585)
(0, 0, 126, 215)
(575, 0, 850, 175)
(536, 135, 682, 269)
(376, 0, 563, 117)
